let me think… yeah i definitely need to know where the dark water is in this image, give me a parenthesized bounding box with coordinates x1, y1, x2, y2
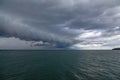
(0, 50, 120, 80)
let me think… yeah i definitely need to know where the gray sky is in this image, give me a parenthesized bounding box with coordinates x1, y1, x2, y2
(0, 0, 120, 49)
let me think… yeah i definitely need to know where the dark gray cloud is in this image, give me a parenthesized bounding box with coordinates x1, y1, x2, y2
(0, 0, 120, 49)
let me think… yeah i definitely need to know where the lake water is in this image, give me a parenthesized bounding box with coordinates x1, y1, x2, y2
(0, 50, 120, 80)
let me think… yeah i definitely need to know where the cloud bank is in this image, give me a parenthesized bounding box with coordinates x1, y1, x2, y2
(0, 0, 120, 49)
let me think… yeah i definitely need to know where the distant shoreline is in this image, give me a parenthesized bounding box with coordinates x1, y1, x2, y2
(112, 48, 120, 50)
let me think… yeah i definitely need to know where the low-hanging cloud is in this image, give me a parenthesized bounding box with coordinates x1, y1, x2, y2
(0, 0, 120, 49)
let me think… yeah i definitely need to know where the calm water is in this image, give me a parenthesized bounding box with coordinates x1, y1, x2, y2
(0, 50, 120, 80)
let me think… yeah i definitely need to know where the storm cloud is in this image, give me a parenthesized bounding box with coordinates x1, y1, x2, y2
(0, 0, 120, 49)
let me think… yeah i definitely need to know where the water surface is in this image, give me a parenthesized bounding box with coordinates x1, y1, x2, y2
(0, 50, 120, 80)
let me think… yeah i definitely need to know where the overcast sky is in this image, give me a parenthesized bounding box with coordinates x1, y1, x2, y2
(0, 0, 120, 49)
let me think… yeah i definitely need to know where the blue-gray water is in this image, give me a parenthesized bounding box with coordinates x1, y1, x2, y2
(0, 50, 120, 80)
